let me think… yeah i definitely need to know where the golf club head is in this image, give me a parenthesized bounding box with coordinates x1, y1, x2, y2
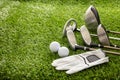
(63, 18, 77, 37)
(80, 25, 92, 46)
(66, 29, 77, 50)
(97, 24, 111, 46)
(84, 5, 101, 32)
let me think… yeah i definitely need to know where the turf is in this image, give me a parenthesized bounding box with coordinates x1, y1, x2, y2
(0, 0, 120, 80)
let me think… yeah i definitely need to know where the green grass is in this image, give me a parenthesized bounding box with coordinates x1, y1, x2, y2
(0, 0, 120, 80)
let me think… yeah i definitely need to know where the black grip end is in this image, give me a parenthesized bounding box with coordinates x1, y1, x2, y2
(90, 43, 103, 48)
(75, 44, 90, 51)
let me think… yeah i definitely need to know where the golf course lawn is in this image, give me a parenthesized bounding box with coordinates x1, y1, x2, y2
(0, 0, 120, 79)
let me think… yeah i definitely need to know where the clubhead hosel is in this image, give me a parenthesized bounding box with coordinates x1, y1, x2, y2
(66, 27, 73, 32)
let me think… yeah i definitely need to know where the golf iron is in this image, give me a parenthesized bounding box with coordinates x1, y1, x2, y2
(84, 5, 120, 34)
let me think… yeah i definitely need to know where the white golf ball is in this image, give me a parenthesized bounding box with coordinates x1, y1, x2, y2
(58, 47, 69, 57)
(49, 41, 60, 53)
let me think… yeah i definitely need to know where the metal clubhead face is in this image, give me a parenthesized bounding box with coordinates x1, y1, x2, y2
(63, 18, 77, 37)
(66, 30, 77, 50)
(80, 25, 92, 46)
(84, 5, 101, 31)
(97, 24, 110, 46)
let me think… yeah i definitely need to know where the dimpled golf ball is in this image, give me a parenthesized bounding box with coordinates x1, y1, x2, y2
(58, 47, 69, 57)
(49, 41, 60, 53)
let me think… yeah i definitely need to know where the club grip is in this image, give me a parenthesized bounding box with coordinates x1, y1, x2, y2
(75, 44, 90, 51)
(107, 30, 120, 34)
(90, 43, 103, 48)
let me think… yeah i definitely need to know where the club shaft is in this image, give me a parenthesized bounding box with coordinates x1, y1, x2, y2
(104, 45, 120, 50)
(77, 29, 120, 41)
(90, 43, 120, 50)
(107, 30, 120, 34)
(75, 44, 120, 55)
(110, 44, 120, 48)
(90, 34, 120, 41)
(103, 50, 120, 55)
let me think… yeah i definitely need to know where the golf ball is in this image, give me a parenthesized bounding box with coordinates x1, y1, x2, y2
(49, 41, 60, 53)
(58, 47, 69, 57)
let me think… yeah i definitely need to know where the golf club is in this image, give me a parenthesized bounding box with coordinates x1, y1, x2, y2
(63, 26, 120, 55)
(84, 5, 120, 34)
(63, 18, 77, 37)
(97, 24, 120, 48)
(64, 18, 120, 41)
(79, 25, 120, 50)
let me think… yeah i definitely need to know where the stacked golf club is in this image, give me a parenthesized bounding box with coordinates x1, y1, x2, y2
(63, 18, 120, 51)
(63, 18, 120, 55)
